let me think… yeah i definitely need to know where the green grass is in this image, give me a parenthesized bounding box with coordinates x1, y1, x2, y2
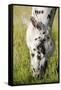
(13, 6, 59, 85)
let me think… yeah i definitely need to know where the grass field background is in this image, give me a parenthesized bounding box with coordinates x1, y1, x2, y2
(13, 6, 59, 85)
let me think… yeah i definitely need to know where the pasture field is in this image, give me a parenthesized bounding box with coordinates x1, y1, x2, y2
(13, 6, 59, 85)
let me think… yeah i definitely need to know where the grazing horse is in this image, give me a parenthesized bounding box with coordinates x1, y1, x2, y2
(23, 6, 57, 78)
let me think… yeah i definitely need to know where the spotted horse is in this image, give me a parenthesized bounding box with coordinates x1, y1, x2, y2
(23, 7, 57, 78)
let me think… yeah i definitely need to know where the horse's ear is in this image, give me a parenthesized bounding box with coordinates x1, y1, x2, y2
(30, 16, 37, 27)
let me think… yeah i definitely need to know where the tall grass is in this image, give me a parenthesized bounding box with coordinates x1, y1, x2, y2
(13, 6, 59, 85)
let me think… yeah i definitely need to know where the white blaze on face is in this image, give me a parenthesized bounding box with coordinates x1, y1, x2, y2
(32, 7, 52, 25)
